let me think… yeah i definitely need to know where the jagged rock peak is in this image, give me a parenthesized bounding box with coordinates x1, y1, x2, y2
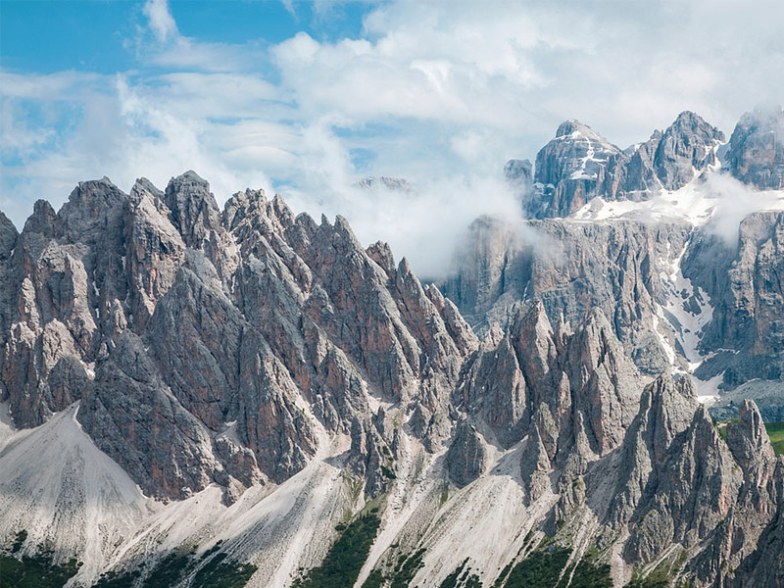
(725, 399, 776, 475)
(22, 199, 57, 234)
(504, 158, 532, 178)
(528, 119, 622, 217)
(555, 119, 613, 142)
(654, 110, 724, 190)
(222, 187, 270, 230)
(56, 177, 129, 243)
(366, 241, 396, 274)
(445, 420, 488, 487)
(63, 177, 127, 210)
(667, 110, 724, 139)
(0, 211, 18, 259)
(165, 170, 219, 212)
(129, 177, 164, 205)
(518, 110, 727, 218)
(163, 171, 223, 248)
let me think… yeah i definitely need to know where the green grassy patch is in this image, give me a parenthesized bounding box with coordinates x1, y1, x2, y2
(439, 558, 482, 588)
(569, 558, 612, 588)
(389, 548, 426, 588)
(765, 422, 784, 455)
(192, 552, 257, 588)
(0, 553, 81, 588)
(91, 568, 142, 588)
(361, 569, 386, 588)
(293, 514, 381, 588)
(627, 548, 688, 588)
(626, 575, 670, 588)
(91, 545, 256, 588)
(1, 530, 81, 588)
(9, 530, 27, 554)
(501, 543, 613, 588)
(503, 545, 571, 587)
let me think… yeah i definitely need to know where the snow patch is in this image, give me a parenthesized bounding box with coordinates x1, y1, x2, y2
(694, 372, 724, 405)
(658, 241, 714, 368)
(574, 170, 784, 227)
(570, 136, 601, 180)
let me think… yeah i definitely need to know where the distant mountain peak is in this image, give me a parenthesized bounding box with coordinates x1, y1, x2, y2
(355, 175, 413, 193)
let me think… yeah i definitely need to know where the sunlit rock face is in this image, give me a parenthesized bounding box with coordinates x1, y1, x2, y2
(2, 108, 784, 587)
(519, 112, 724, 218)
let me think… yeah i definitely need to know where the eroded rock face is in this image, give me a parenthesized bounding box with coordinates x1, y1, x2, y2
(454, 312, 783, 585)
(523, 112, 724, 218)
(454, 302, 641, 503)
(1, 174, 477, 501)
(445, 421, 488, 488)
(441, 215, 691, 375)
(684, 211, 784, 386)
(652, 111, 725, 190)
(726, 108, 784, 189)
(530, 120, 623, 218)
(3, 171, 784, 587)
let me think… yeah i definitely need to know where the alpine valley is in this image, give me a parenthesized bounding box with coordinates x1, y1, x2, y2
(2, 108, 784, 588)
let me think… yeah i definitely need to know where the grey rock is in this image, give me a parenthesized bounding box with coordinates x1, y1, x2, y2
(164, 171, 222, 249)
(519, 424, 552, 505)
(4, 168, 784, 586)
(445, 420, 488, 488)
(522, 112, 723, 218)
(726, 107, 784, 189)
(0, 211, 17, 261)
(725, 400, 776, 485)
(709, 380, 784, 422)
(356, 176, 413, 193)
(684, 211, 784, 387)
(78, 332, 233, 500)
(441, 216, 691, 375)
(504, 159, 533, 195)
(626, 405, 740, 563)
(530, 120, 623, 217)
(652, 111, 724, 190)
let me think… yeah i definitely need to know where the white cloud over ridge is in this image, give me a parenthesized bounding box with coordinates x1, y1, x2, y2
(1, 0, 783, 277)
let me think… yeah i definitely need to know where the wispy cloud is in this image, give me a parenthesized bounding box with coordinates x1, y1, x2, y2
(1, 0, 783, 276)
(142, 0, 178, 44)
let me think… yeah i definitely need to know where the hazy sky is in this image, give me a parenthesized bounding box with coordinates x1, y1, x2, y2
(1, 0, 783, 276)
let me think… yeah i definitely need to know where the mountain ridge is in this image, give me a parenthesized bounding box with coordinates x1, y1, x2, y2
(2, 109, 784, 587)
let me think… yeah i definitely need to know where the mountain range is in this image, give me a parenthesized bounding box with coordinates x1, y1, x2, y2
(1, 107, 783, 587)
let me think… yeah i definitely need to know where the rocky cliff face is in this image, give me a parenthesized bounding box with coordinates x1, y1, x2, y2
(683, 210, 784, 387)
(2, 108, 784, 588)
(458, 109, 784, 395)
(726, 108, 784, 189)
(520, 112, 724, 218)
(0, 172, 477, 502)
(441, 215, 693, 375)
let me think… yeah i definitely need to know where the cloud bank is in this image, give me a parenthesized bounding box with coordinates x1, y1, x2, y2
(1, 0, 783, 277)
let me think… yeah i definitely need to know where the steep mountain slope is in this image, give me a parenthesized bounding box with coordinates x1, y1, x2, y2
(2, 109, 784, 588)
(443, 110, 784, 398)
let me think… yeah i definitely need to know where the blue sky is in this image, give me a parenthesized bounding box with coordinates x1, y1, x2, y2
(0, 1, 369, 71)
(2, 0, 783, 276)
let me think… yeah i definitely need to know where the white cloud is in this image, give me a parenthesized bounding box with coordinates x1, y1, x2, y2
(143, 0, 178, 44)
(703, 173, 784, 246)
